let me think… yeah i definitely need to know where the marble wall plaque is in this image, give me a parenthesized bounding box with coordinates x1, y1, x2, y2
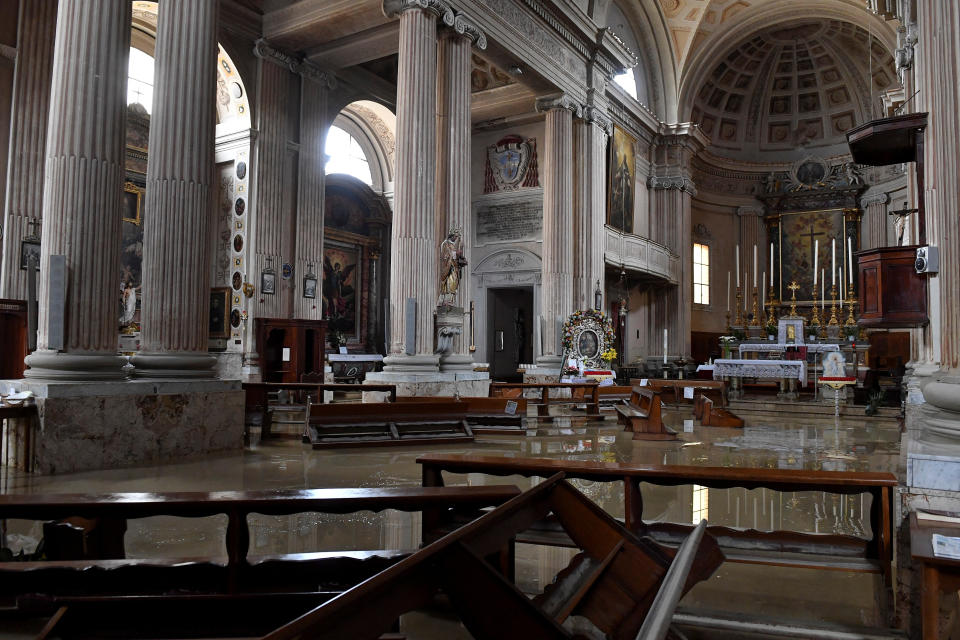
(476, 199, 542, 244)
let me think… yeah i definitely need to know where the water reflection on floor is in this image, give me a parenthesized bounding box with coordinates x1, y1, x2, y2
(2, 406, 902, 634)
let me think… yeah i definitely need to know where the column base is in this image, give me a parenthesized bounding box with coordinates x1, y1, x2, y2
(382, 354, 440, 373)
(439, 353, 474, 372)
(24, 350, 128, 381)
(130, 352, 217, 379)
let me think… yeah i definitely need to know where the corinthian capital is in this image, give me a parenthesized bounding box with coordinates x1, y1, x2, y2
(535, 94, 583, 118)
(383, 0, 455, 25)
(648, 175, 697, 196)
(299, 60, 337, 89)
(450, 13, 487, 50)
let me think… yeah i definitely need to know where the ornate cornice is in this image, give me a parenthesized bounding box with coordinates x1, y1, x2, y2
(254, 39, 336, 89)
(648, 175, 697, 196)
(383, 0, 455, 24)
(535, 94, 582, 117)
(861, 192, 890, 207)
(450, 12, 487, 50)
(736, 205, 765, 217)
(582, 106, 613, 136)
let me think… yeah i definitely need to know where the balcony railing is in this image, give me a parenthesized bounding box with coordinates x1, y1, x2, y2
(604, 226, 679, 284)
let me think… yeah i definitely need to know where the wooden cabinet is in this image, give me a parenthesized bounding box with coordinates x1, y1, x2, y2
(0, 299, 28, 379)
(857, 246, 927, 327)
(254, 318, 327, 383)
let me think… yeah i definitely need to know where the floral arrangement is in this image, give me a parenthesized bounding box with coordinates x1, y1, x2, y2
(601, 347, 618, 362)
(562, 309, 616, 353)
(719, 336, 737, 345)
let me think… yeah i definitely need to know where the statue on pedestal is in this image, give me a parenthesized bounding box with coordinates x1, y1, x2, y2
(438, 227, 467, 306)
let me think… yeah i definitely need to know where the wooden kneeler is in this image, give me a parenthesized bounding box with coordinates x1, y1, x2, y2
(694, 394, 744, 428)
(615, 386, 677, 441)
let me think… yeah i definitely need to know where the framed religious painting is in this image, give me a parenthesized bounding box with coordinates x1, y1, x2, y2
(323, 244, 360, 336)
(261, 269, 276, 295)
(19, 238, 40, 271)
(209, 287, 231, 339)
(607, 125, 636, 233)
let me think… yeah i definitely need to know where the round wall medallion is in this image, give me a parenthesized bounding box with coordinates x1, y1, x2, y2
(282, 263, 293, 279)
(234, 197, 245, 215)
(236, 161, 247, 180)
(233, 234, 243, 252)
(230, 309, 241, 327)
(232, 271, 242, 290)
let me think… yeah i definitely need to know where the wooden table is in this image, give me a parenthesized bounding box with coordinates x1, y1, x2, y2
(910, 512, 960, 639)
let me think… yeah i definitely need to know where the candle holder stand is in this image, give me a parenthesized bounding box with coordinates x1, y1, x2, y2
(786, 281, 800, 317)
(750, 287, 761, 326)
(810, 286, 822, 331)
(765, 287, 778, 327)
(735, 287, 744, 327)
(845, 283, 857, 327)
(828, 284, 840, 326)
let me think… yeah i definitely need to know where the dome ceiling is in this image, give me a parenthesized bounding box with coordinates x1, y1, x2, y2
(689, 19, 898, 160)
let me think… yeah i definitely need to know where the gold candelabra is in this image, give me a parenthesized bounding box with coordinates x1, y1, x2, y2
(725, 310, 732, 331)
(809, 283, 822, 330)
(750, 287, 761, 326)
(844, 282, 857, 327)
(765, 286, 778, 327)
(735, 286, 744, 327)
(786, 281, 800, 317)
(828, 284, 840, 326)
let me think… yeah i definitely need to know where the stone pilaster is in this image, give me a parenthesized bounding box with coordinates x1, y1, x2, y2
(573, 108, 611, 311)
(0, 0, 56, 301)
(131, 0, 218, 378)
(436, 14, 483, 371)
(382, 0, 452, 373)
(737, 205, 767, 313)
(860, 192, 889, 251)
(535, 95, 579, 367)
(294, 63, 334, 321)
(23, 0, 129, 380)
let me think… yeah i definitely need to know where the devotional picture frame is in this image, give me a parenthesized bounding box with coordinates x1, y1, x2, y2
(303, 274, 318, 299)
(19, 238, 40, 271)
(261, 269, 276, 295)
(208, 287, 231, 339)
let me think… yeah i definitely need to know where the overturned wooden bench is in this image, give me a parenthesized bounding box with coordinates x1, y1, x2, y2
(615, 386, 677, 441)
(489, 382, 600, 419)
(394, 396, 527, 433)
(417, 453, 898, 588)
(306, 401, 474, 447)
(694, 394, 744, 428)
(262, 473, 724, 640)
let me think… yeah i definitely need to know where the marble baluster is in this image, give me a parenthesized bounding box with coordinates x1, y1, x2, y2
(294, 63, 333, 321)
(24, 0, 129, 379)
(382, 0, 452, 372)
(131, 0, 218, 378)
(436, 14, 484, 371)
(0, 0, 57, 301)
(535, 96, 579, 367)
(573, 109, 611, 311)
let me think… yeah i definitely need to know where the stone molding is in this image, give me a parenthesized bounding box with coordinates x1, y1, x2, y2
(861, 192, 890, 207)
(736, 205, 765, 217)
(648, 175, 697, 196)
(535, 94, 582, 117)
(582, 106, 613, 136)
(383, 0, 455, 24)
(254, 38, 336, 88)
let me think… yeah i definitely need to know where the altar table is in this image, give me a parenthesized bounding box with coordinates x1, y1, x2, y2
(712, 358, 806, 399)
(327, 354, 383, 383)
(738, 343, 840, 355)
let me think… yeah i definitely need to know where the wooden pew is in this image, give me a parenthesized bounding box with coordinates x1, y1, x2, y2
(306, 401, 474, 447)
(0, 485, 520, 605)
(694, 394, 744, 428)
(394, 396, 527, 433)
(417, 454, 898, 587)
(597, 384, 632, 409)
(489, 382, 600, 419)
(261, 473, 724, 640)
(632, 378, 727, 407)
(615, 386, 677, 441)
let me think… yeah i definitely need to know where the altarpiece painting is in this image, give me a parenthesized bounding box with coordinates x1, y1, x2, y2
(608, 125, 635, 233)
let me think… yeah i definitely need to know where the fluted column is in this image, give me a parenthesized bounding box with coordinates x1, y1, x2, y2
(573, 108, 611, 310)
(535, 96, 579, 366)
(737, 205, 767, 315)
(23, 0, 129, 379)
(860, 192, 890, 250)
(0, 0, 57, 301)
(131, 0, 218, 378)
(435, 15, 484, 370)
(382, 0, 453, 373)
(294, 64, 334, 321)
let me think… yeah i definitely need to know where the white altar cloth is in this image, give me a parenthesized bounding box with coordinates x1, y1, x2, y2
(738, 343, 839, 355)
(713, 358, 806, 386)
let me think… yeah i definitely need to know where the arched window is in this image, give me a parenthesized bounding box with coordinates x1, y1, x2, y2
(127, 48, 155, 112)
(325, 125, 373, 186)
(613, 71, 637, 99)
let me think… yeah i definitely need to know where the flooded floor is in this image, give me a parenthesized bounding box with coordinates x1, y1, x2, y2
(1, 403, 904, 637)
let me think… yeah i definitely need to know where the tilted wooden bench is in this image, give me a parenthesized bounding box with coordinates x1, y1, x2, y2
(632, 378, 727, 407)
(615, 386, 677, 441)
(694, 394, 744, 428)
(489, 382, 600, 419)
(261, 473, 724, 640)
(394, 396, 527, 433)
(306, 401, 474, 447)
(417, 454, 898, 588)
(597, 384, 633, 408)
(0, 484, 521, 608)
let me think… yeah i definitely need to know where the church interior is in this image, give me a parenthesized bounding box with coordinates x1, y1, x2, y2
(1, 0, 959, 638)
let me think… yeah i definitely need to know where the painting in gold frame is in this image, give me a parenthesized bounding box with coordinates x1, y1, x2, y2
(607, 125, 636, 233)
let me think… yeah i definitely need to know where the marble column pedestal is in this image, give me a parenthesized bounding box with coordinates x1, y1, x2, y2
(2, 378, 243, 474)
(905, 373, 960, 492)
(23, 351, 128, 381)
(130, 352, 217, 378)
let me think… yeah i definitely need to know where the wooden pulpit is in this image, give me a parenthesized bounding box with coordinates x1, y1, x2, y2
(857, 246, 927, 327)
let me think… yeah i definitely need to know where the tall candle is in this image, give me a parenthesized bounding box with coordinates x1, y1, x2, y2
(736, 246, 740, 287)
(839, 268, 843, 302)
(762, 272, 766, 308)
(663, 329, 668, 364)
(770, 243, 774, 278)
(726, 271, 730, 311)
(831, 238, 836, 287)
(813, 239, 819, 285)
(753, 245, 758, 288)
(848, 235, 854, 284)
(821, 270, 825, 309)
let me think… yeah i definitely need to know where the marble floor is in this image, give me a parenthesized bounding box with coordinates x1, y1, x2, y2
(1, 403, 905, 638)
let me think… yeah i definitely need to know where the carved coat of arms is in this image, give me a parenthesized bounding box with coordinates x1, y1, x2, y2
(483, 135, 539, 193)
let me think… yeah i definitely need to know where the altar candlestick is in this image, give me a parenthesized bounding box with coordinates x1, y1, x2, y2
(831, 238, 836, 286)
(813, 239, 819, 285)
(736, 246, 740, 287)
(848, 235, 854, 284)
(726, 271, 730, 311)
(753, 245, 757, 288)
(839, 268, 843, 303)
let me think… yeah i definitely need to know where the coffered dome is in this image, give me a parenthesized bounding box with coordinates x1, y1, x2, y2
(690, 19, 898, 161)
